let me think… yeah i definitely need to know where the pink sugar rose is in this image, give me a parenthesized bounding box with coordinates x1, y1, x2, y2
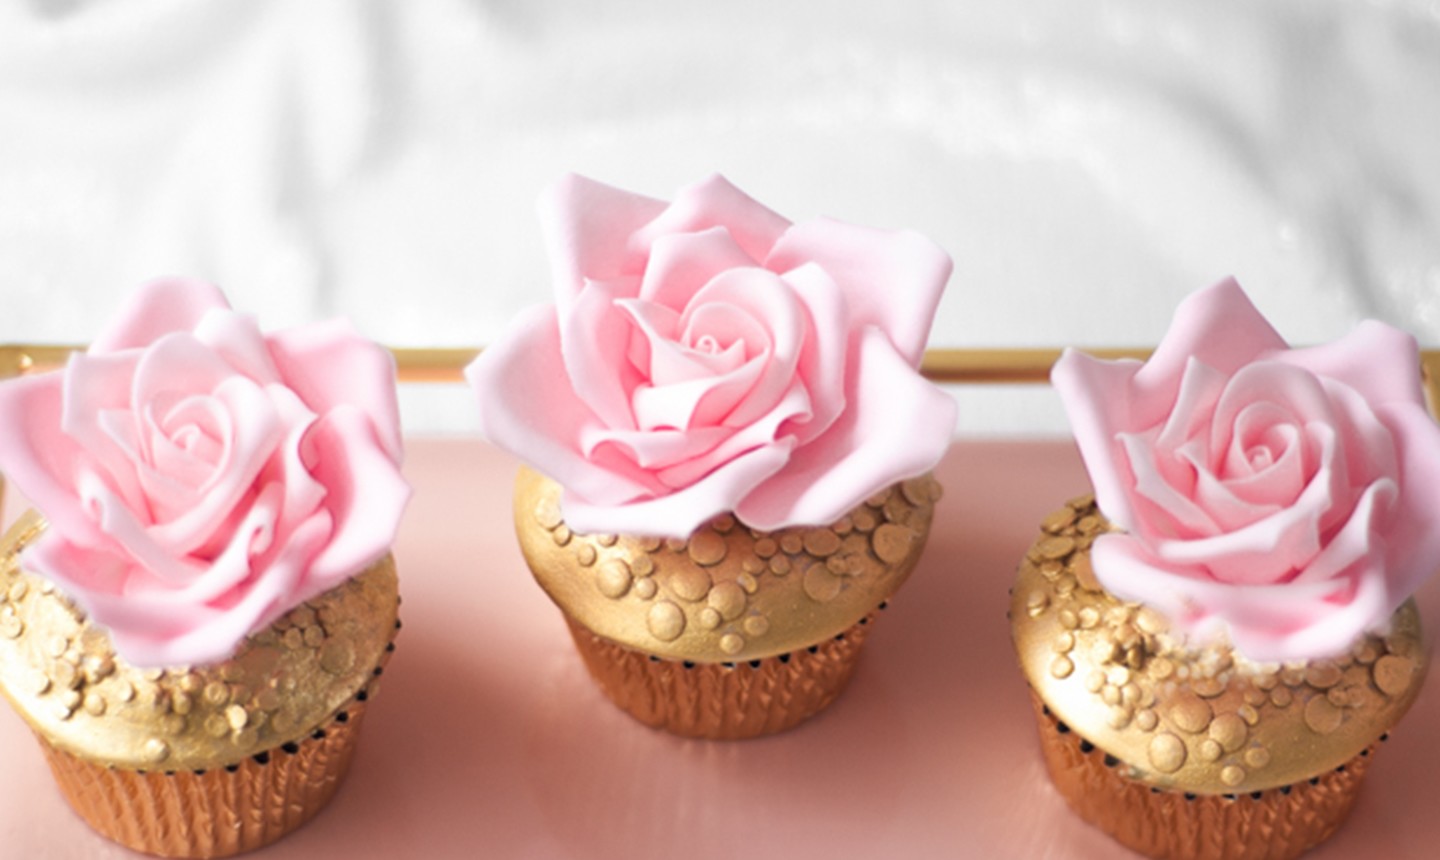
(1053, 279, 1440, 662)
(467, 174, 957, 537)
(0, 279, 410, 667)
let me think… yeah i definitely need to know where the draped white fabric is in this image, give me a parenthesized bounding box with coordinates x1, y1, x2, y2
(1, 0, 1436, 434)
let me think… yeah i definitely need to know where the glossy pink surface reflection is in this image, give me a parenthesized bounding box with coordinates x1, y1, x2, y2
(1, 439, 1436, 859)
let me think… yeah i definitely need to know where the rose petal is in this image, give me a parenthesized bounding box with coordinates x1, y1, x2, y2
(631, 174, 791, 265)
(655, 379, 813, 489)
(1377, 401, 1440, 604)
(1128, 279, 1287, 428)
(561, 280, 642, 432)
(583, 424, 734, 471)
(0, 373, 114, 549)
(561, 439, 796, 538)
(780, 262, 849, 445)
(1280, 320, 1426, 410)
(193, 309, 284, 387)
(735, 326, 955, 529)
(638, 226, 759, 310)
(766, 219, 950, 367)
(539, 173, 668, 306)
(298, 406, 410, 595)
(465, 304, 662, 506)
(1052, 349, 1147, 530)
(267, 318, 404, 463)
(89, 278, 232, 354)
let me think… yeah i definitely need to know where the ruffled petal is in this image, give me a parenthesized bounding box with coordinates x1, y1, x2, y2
(89, 278, 232, 354)
(1051, 348, 1144, 530)
(631, 174, 791, 265)
(766, 219, 949, 367)
(562, 440, 795, 538)
(638, 226, 758, 310)
(539, 173, 667, 306)
(735, 327, 955, 529)
(465, 304, 661, 506)
(297, 406, 411, 596)
(1280, 320, 1426, 410)
(267, 317, 404, 463)
(561, 280, 641, 432)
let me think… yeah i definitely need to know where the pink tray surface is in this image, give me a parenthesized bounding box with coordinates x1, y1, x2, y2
(2, 439, 1436, 859)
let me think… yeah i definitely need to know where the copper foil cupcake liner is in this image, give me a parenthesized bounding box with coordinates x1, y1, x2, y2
(38, 696, 373, 859)
(1029, 691, 1376, 860)
(564, 607, 882, 739)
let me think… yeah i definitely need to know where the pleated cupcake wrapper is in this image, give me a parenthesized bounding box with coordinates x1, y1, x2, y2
(564, 607, 882, 739)
(39, 698, 371, 859)
(1029, 691, 1376, 860)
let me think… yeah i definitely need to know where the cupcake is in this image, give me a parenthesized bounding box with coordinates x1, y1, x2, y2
(0, 279, 410, 857)
(1013, 279, 1440, 859)
(468, 174, 956, 738)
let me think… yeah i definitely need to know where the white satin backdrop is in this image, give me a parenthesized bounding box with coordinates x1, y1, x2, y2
(1, 0, 1437, 434)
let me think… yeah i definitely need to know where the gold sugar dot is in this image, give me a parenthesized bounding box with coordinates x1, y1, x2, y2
(646, 601, 686, 642)
(665, 537, 688, 553)
(719, 633, 745, 655)
(1041, 507, 1076, 533)
(226, 704, 249, 731)
(1245, 747, 1272, 769)
(1084, 670, 1106, 693)
(82, 693, 106, 717)
(1373, 655, 1414, 697)
(1078, 607, 1100, 629)
(596, 533, 619, 547)
(171, 692, 193, 716)
(634, 578, 658, 599)
(754, 538, 778, 559)
(743, 616, 770, 637)
(1058, 610, 1079, 630)
(1169, 692, 1213, 734)
(637, 536, 663, 552)
(1220, 765, 1246, 787)
(631, 555, 655, 577)
(205, 714, 230, 739)
(303, 626, 324, 647)
(802, 566, 843, 603)
(711, 515, 735, 534)
(1037, 536, 1076, 561)
(142, 739, 170, 763)
(1101, 685, 1121, 706)
(1270, 687, 1293, 708)
(552, 525, 572, 547)
(7, 579, 27, 601)
(697, 608, 722, 631)
(1054, 633, 1076, 654)
(1197, 739, 1223, 763)
(1209, 714, 1247, 752)
(780, 534, 804, 555)
(1191, 677, 1225, 698)
(1237, 704, 1260, 726)
(1304, 697, 1344, 735)
(688, 532, 728, 566)
(575, 544, 598, 567)
(1070, 554, 1099, 591)
(1135, 709, 1159, 732)
(871, 524, 914, 565)
(853, 510, 877, 532)
(737, 573, 759, 594)
(1050, 656, 1074, 679)
(1107, 706, 1132, 729)
(1135, 607, 1168, 635)
(708, 582, 747, 621)
(596, 560, 633, 599)
(670, 569, 712, 602)
(282, 629, 306, 651)
(1305, 664, 1343, 689)
(769, 555, 791, 576)
(235, 727, 260, 748)
(1147, 733, 1186, 773)
(113, 680, 135, 703)
(834, 516, 854, 535)
(533, 496, 563, 530)
(320, 640, 356, 675)
(803, 529, 842, 558)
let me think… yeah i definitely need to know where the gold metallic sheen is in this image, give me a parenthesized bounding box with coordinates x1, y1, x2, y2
(1012, 499, 1427, 796)
(0, 510, 399, 772)
(514, 467, 937, 663)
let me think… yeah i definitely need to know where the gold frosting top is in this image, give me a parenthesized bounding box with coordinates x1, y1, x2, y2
(1012, 496, 1428, 795)
(514, 467, 940, 662)
(0, 510, 398, 771)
